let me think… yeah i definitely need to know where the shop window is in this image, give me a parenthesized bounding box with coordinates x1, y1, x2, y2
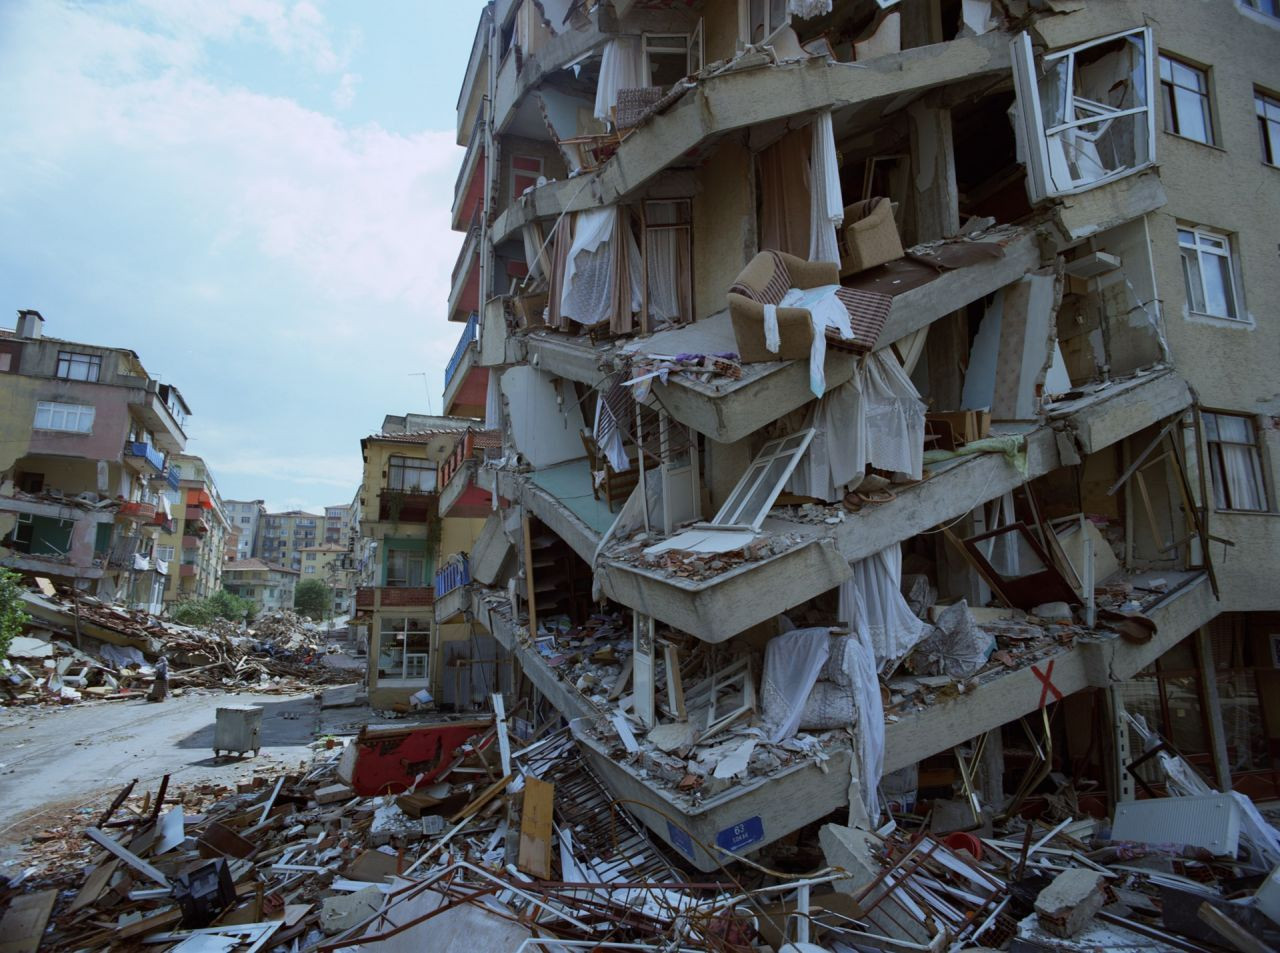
(1011, 28, 1156, 202)
(1159, 55, 1214, 144)
(1204, 411, 1267, 511)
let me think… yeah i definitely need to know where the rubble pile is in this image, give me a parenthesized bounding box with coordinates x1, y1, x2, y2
(3, 588, 350, 707)
(3, 711, 1278, 952)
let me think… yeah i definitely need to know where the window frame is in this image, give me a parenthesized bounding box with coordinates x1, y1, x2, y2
(1158, 53, 1215, 145)
(1256, 89, 1280, 166)
(1239, 0, 1279, 18)
(55, 350, 102, 382)
(712, 429, 815, 529)
(1178, 224, 1242, 320)
(510, 154, 544, 200)
(33, 400, 95, 434)
(1203, 411, 1269, 512)
(1010, 27, 1158, 203)
(740, 0, 790, 47)
(387, 455, 438, 493)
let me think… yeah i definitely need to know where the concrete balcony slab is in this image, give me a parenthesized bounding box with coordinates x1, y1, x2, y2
(493, 31, 1014, 245)
(596, 538, 852, 644)
(883, 570, 1217, 772)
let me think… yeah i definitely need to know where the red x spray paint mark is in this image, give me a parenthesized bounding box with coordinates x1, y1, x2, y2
(1032, 660, 1063, 709)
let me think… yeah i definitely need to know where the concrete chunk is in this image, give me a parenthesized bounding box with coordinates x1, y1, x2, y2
(1035, 868, 1106, 938)
(320, 885, 383, 935)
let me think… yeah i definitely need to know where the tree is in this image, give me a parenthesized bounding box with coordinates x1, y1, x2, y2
(0, 569, 30, 660)
(294, 579, 331, 620)
(170, 590, 254, 627)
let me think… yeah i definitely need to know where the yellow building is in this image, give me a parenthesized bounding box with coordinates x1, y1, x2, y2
(154, 453, 232, 606)
(355, 415, 486, 708)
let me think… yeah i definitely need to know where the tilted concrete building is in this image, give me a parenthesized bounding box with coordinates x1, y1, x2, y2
(435, 0, 1280, 868)
(0, 310, 191, 611)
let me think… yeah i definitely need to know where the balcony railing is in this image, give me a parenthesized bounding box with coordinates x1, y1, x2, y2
(124, 441, 166, 474)
(377, 489, 438, 523)
(355, 586, 435, 609)
(444, 313, 478, 391)
(117, 501, 158, 522)
(435, 555, 471, 598)
(163, 467, 181, 490)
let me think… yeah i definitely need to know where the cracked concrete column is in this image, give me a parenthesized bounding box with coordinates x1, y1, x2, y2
(1196, 627, 1234, 792)
(907, 94, 960, 245)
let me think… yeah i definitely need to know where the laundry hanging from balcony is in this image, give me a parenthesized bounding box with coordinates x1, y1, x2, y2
(786, 347, 927, 501)
(594, 37, 645, 124)
(809, 109, 843, 264)
(553, 205, 643, 333)
(837, 542, 927, 669)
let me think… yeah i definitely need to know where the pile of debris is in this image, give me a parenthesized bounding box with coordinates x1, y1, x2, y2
(3, 586, 350, 707)
(4, 708, 1278, 952)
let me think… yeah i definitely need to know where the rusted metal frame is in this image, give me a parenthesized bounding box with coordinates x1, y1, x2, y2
(317, 884, 502, 950)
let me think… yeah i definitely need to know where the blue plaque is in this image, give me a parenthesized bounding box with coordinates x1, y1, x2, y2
(715, 816, 764, 854)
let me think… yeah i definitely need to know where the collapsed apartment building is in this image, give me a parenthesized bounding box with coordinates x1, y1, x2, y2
(427, 0, 1280, 877)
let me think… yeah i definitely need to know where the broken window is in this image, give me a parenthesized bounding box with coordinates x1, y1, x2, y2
(1178, 224, 1240, 320)
(1255, 89, 1280, 166)
(713, 429, 815, 529)
(962, 522, 1080, 610)
(1011, 27, 1156, 202)
(1204, 411, 1267, 512)
(511, 154, 543, 199)
(1159, 55, 1214, 145)
(741, 0, 789, 46)
(642, 32, 701, 89)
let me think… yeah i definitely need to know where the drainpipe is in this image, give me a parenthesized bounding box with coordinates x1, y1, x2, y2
(479, 4, 498, 352)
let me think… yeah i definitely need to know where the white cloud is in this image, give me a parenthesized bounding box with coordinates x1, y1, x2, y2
(0, 1, 462, 314)
(332, 71, 359, 109)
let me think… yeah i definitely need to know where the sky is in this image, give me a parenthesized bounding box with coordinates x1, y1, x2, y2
(0, 0, 489, 514)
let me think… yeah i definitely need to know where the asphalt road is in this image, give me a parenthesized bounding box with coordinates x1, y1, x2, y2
(0, 690, 322, 845)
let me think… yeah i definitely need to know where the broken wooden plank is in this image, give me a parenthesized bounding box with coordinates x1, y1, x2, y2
(95, 779, 138, 829)
(516, 778, 554, 880)
(0, 888, 57, 953)
(84, 827, 170, 887)
(1196, 902, 1273, 953)
(493, 693, 513, 778)
(68, 858, 121, 913)
(449, 774, 513, 824)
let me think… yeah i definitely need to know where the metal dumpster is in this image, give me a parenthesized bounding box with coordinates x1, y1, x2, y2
(213, 705, 263, 757)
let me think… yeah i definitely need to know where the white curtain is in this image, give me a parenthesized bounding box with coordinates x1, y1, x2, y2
(837, 543, 927, 667)
(1210, 415, 1265, 511)
(863, 348, 926, 479)
(789, 0, 833, 18)
(561, 207, 617, 325)
(809, 109, 843, 264)
(829, 630, 884, 820)
(786, 347, 926, 501)
(761, 627, 832, 743)
(594, 37, 645, 123)
(644, 204, 682, 322)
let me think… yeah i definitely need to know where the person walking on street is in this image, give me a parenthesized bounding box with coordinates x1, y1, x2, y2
(148, 654, 169, 702)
